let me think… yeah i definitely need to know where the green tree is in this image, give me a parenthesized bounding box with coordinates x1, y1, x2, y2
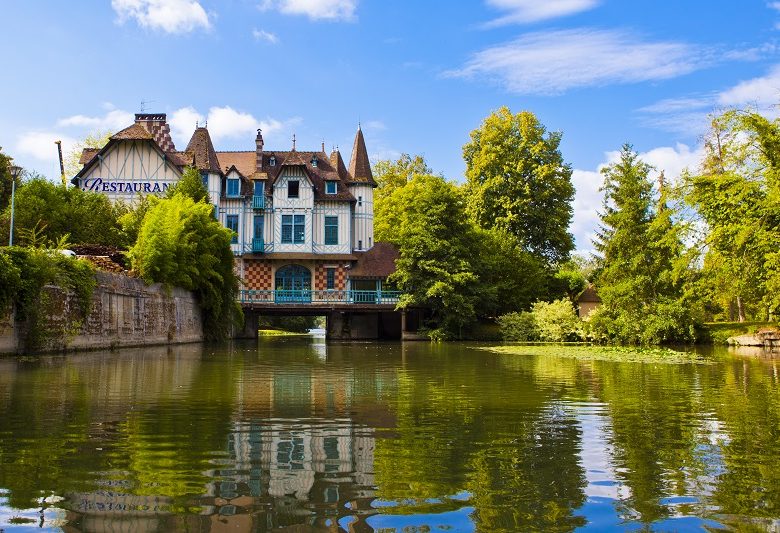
(2, 177, 128, 247)
(592, 144, 697, 344)
(463, 107, 575, 264)
(127, 193, 241, 339)
(0, 147, 18, 211)
(382, 173, 481, 339)
(373, 153, 431, 204)
(165, 166, 209, 203)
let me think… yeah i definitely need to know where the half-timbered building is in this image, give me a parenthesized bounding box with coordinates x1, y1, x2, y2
(73, 113, 398, 308)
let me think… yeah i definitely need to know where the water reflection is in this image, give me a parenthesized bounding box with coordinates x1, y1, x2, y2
(0, 339, 778, 531)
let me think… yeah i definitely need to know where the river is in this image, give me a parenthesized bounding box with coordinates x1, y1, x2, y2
(0, 338, 778, 531)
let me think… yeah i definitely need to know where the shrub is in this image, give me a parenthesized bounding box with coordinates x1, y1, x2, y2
(532, 298, 583, 342)
(497, 311, 538, 341)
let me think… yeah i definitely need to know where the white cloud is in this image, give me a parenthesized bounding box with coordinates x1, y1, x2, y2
(112, 0, 211, 33)
(447, 29, 706, 95)
(259, 0, 357, 21)
(717, 64, 780, 108)
(571, 168, 603, 251)
(362, 120, 386, 131)
(483, 0, 599, 26)
(16, 132, 78, 162)
(57, 109, 135, 131)
(169, 105, 296, 147)
(252, 28, 279, 43)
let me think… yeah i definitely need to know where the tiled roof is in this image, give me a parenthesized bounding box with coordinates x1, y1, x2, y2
(185, 128, 222, 174)
(217, 152, 256, 178)
(348, 127, 376, 186)
(111, 123, 154, 140)
(349, 242, 398, 279)
(79, 148, 100, 165)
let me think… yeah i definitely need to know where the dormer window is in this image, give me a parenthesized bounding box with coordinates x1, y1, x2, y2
(326, 181, 337, 195)
(269, 156, 276, 167)
(288, 180, 299, 198)
(227, 177, 240, 197)
(311, 156, 318, 167)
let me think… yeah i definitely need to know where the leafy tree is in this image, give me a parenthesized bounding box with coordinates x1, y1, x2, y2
(0, 147, 18, 211)
(373, 153, 431, 204)
(2, 177, 128, 247)
(127, 193, 241, 339)
(463, 107, 575, 264)
(591, 144, 698, 344)
(531, 299, 583, 342)
(381, 173, 481, 339)
(165, 166, 209, 203)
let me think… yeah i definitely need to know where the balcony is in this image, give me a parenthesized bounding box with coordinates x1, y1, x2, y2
(238, 289, 402, 306)
(252, 237, 264, 253)
(252, 195, 265, 209)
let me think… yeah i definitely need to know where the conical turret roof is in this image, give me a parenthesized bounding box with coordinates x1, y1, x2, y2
(348, 126, 376, 186)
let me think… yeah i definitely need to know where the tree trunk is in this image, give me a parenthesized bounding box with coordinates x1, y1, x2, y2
(737, 295, 746, 323)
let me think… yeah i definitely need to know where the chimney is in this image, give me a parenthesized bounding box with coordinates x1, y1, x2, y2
(135, 113, 175, 152)
(256, 129, 264, 173)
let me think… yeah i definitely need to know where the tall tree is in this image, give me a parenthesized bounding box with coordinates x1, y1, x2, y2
(463, 107, 575, 264)
(684, 110, 780, 321)
(373, 153, 431, 203)
(64, 130, 111, 179)
(592, 144, 696, 344)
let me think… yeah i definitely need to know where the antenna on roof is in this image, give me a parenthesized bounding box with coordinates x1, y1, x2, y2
(292, 133, 296, 150)
(140, 99, 155, 113)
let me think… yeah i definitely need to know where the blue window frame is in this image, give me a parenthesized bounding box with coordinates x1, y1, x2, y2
(281, 214, 305, 244)
(288, 180, 299, 198)
(325, 181, 337, 194)
(201, 172, 208, 188)
(326, 268, 336, 290)
(226, 215, 239, 243)
(227, 178, 240, 197)
(254, 181, 264, 196)
(324, 216, 338, 245)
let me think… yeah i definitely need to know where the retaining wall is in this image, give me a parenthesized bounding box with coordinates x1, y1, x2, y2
(0, 272, 202, 354)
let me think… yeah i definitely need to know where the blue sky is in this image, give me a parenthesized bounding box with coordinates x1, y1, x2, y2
(2, 0, 780, 250)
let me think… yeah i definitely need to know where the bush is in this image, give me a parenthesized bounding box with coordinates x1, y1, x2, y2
(497, 312, 538, 341)
(587, 298, 700, 345)
(127, 193, 241, 340)
(532, 298, 583, 342)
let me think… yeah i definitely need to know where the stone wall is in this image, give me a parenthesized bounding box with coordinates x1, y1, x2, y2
(0, 272, 202, 354)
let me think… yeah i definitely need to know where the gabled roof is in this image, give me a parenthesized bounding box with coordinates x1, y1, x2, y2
(349, 242, 399, 279)
(282, 150, 308, 167)
(578, 284, 601, 303)
(185, 127, 222, 174)
(348, 126, 376, 186)
(79, 148, 101, 165)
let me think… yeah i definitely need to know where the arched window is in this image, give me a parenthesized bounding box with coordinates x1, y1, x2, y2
(275, 264, 312, 303)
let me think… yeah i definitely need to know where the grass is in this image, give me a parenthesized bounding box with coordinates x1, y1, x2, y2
(700, 321, 777, 345)
(480, 344, 709, 364)
(257, 329, 310, 336)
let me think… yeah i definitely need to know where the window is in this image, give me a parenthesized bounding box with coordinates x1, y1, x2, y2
(326, 268, 335, 290)
(324, 216, 338, 245)
(227, 178, 240, 197)
(358, 195, 363, 207)
(201, 172, 208, 188)
(293, 214, 305, 243)
(254, 181, 264, 196)
(226, 215, 239, 243)
(288, 180, 299, 198)
(269, 156, 276, 167)
(325, 181, 337, 195)
(282, 214, 305, 244)
(358, 239, 363, 250)
(311, 156, 318, 167)
(253, 215, 263, 239)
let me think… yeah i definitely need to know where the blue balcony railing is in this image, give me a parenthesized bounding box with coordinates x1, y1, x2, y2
(252, 195, 265, 209)
(238, 289, 402, 305)
(251, 237, 264, 253)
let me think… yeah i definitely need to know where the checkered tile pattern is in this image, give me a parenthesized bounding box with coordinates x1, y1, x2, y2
(243, 259, 273, 290)
(314, 263, 346, 291)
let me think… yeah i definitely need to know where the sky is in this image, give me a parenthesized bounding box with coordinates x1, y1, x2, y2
(1, 0, 780, 251)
